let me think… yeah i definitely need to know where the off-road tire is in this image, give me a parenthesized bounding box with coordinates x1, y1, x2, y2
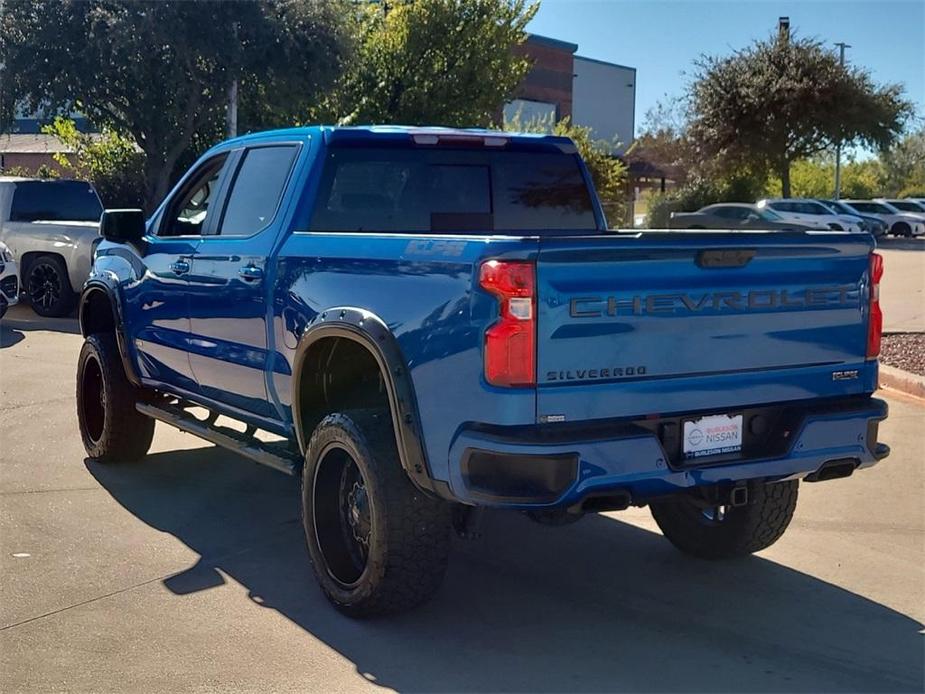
(76, 333, 155, 462)
(27, 254, 75, 317)
(650, 480, 799, 559)
(302, 409, 451, 617)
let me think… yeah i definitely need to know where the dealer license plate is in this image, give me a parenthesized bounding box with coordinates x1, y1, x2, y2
(683, 414, 743, 459)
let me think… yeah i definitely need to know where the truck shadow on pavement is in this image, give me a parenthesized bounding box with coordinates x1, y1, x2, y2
(87, 446, 923, 693)
(0, 304, 80, 345)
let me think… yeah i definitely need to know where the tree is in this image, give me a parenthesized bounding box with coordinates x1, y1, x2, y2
(1, 0, 350, 209)
(688, 32, 913, 197)
(43, 117, 146, 208)
(625, 96, 694, 185)
(334, 0, 536, 127)
(764, 155, 882, 199)
(878, 128, 925, 196)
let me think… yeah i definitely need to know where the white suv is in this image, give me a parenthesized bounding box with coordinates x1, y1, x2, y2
(844, 200, 925, 237)
(757, 198, 862, 232)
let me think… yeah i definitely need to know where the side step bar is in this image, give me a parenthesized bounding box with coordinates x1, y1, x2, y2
(137, 401, 301, 476)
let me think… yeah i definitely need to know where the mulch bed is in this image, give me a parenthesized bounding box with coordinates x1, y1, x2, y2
(880, 333, 925, 376)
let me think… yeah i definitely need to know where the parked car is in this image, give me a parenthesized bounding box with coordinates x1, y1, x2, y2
(0, 178, 103, 316)
(77, 126, 890, 617)
(841, 200, 925, 237)
(669, 203, 818, 230)
(818, 199, 887, 237)
(757, 198, 862, 232)
(878, 198, 925, 214)
(0, 240, 19, 319)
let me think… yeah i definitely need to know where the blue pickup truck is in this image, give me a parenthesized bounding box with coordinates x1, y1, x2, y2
(76, 126, 889, 616)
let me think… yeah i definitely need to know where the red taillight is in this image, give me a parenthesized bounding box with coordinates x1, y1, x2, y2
(479, 260, 536, 387)
(867, 252, 884, 358)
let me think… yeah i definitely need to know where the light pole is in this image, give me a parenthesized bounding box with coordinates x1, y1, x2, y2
(834, 42, 851, 199)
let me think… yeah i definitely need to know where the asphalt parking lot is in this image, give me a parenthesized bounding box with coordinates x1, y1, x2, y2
(1, 242, 923, 693)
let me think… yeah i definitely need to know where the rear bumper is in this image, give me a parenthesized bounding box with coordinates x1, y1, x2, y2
(445, 396, 889, 508)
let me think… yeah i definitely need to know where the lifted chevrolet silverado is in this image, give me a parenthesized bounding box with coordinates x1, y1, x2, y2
(76, 126, 889, 616)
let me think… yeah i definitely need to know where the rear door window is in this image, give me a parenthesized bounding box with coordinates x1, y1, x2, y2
(308, 146, 597, 234)
(218, 145, 298, 236)
(10, 180, 103, 222)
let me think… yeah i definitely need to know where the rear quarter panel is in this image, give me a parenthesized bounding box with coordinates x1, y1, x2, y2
(272, 232, 537, 485)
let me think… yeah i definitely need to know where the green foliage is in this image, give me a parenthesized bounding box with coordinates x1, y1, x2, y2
(645, 195, 682, 229)
(1, 0, 350, 209)
(506, 114, 629, 226)
(878, 128, 925, 196)
(42, 117, 146, 208)
(1, 164, 60, 179)
(689, 32, 913, 197)
(765, 156, 882, 199)
(334, 0, 536, 127)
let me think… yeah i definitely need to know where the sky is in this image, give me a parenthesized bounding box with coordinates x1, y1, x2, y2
(527, 0, 925, 136)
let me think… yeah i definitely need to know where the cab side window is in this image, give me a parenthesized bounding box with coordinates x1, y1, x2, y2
(159, 154, 228, 237)
(218, 145, 297, 236)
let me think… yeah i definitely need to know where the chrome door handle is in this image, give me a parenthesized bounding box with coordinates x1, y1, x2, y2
(239, 265, 263, 281)
(169, 259, 190, 275)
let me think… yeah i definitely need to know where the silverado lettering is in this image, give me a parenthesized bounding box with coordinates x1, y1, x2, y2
(547, 366, 647, 381)
(569, 285, 855, 318)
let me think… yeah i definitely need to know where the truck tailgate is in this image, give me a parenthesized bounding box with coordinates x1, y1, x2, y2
(535, 231, 877, 422)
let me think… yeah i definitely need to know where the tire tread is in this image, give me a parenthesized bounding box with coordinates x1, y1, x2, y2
(77, 333, 154, 462)
(650, 480, 799, 559)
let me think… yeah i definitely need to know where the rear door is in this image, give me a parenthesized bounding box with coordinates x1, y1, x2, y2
(186, 143, 300, 416)
(534, 231, 876, 423)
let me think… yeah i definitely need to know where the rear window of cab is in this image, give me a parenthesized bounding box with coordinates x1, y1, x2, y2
(308, 146, 599, 234)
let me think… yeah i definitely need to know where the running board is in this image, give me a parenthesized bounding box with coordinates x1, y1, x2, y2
(136, 402, 300, 476)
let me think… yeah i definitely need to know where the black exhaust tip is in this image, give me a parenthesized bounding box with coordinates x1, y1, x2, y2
(805, 458, 859, 483)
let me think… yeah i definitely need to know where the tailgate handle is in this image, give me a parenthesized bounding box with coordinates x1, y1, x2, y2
(697, 249, 756, 268)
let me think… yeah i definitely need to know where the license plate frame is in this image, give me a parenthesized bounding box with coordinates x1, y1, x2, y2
(682, 413, 744, 460)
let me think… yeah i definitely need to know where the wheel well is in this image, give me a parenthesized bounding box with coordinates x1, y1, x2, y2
(297, 336, 392, 450)
(20, 251, 66, 279)
(80, 288, 116, 338)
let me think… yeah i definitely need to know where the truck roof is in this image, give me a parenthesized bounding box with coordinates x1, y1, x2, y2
(215, 125, 577, 151)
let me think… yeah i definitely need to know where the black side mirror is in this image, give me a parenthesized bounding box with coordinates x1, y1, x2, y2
(100, 209, 146, 244)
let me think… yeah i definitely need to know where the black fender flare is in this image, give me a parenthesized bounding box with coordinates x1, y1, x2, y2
(78, 280, 142, 387)
(292, 307, 452, 500)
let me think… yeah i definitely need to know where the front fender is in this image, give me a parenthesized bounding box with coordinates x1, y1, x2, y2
(79, 274, 142, 387)
(292, 307, 451, 500)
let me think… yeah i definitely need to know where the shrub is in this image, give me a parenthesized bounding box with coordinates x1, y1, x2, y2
(42, 117, 146, 208)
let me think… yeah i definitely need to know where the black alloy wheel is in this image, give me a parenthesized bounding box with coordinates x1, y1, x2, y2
(27, 256, 75, 317)
(313, 443, 373, 587)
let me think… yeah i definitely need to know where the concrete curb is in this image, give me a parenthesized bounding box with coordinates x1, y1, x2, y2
(879, 364, 925, 400)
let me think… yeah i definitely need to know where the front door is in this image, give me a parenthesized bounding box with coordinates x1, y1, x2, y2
(186, 144, 300, 417)
(123, 153, 230, 393)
